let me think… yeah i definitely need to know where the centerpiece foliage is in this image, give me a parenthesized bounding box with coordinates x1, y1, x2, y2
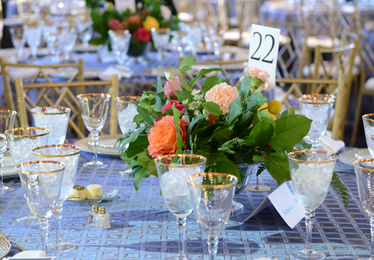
(116, 56, 350, 207)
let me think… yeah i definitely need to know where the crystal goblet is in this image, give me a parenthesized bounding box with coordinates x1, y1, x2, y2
(186, 173, 237, 260)
(43, 25, 58, 55)
(298, 94, 335, 150)
(33, 144, 81, 252)
(77, 93, 111, 168)
(9, 26, 26, 58)
(25, 26, 42, 60)
(155, 154, 207, 260)
(363, 114, 374, 157)
(16, 160, 65, 254)
(353, 158, 374, 259)
(5, 127, 49, 225)
(0, 110, 17, 192)
(109, 30, 131, 65)
(288, 150, 337, 260)
(58, 29, 77, 62)
(151, 28, 170, 62)
(76, 21, 93, 47)
(31, 107, 71, 145)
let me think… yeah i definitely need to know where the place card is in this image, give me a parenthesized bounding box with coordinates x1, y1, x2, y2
(247, 24, 281, 87)
(114, 0, 136, 12)
(244, 181, 305, 228)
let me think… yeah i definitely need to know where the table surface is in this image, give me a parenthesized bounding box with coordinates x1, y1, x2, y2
(0, 148, 372, 260)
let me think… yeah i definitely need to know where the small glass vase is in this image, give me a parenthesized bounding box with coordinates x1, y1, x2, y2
(127, 41, 149, 65)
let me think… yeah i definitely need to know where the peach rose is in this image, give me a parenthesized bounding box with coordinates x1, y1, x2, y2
(205, 82, 239, 113)
(163, 76, 182, 99)
(243, 66, 274, 93)
(147, 115, 188, 158)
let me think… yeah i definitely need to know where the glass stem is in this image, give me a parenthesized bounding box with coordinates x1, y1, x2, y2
(177, 216, 187, 259)
(304, 209, 315, 255)
(310, 137, 321, 150)
(370, 215, 374, 258)
(0, 153, 4, 190)
(91, 132, 99, 164)
(207, 235, 218, 260)
(54, 201, 63, 245)
(157, 49, 163, 62)
(39, 217, 49, 254)
(255, 175, 259, 190)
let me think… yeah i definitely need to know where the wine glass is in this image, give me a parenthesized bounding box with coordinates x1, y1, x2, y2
(76, 21, 93, 47)
(109, 30, 131, 65)
(298, 94, 335, 150)
(9, 26, 26, 58)
(77, 93, 111, 168)
(287, 150, 337, 259)
(186, 173, 237, 260)
(187, 24, 202, 56)
(58, 29, 77, 61)
(25, 26, 43, 60)
(5, 127, 49, 225)
(155, 154, 207, 260)
(16, 160, 65, 254)
(151, 28, 170, 62)
(114, 96, 141, 135)
(43, 25, 58, 55)
(363, 114, 374, 157)
(0, 110, 17, 193)
(353, 158, 374, 259)
(33, 144, 81, 252)
(31, 107, 71, 145)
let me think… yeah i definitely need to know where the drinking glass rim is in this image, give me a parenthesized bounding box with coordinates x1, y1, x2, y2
(16, 160, 66, 174)
(155, 154, 207, 168)
(33, 144, 81, 157)
(30, 107, 71, 115)
(0, 110, 17, 118)
(186, 173, 238, 189)
(114, 96, 142, 104)
(151, 27, 170, 34)
(5, 127, 49, 138)
(298, 94, 335, 104)
(362, 113, 374, 122)
(287, 150, 338, 163)
(353, 159, 374, 172)
(109, 29, 130, 36)
(77, 93, 111, 100)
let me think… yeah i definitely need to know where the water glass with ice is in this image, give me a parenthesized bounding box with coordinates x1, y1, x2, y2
(155, 154, 207, 260)
(77, 21, 93, 47)
(151, 28, 170, 62)
(298, 94, 335, 150)
(288, 150, 337, 260)
(25, 26, 43, 59)
(33, 144, 81, 252)
(5, 127, 49, 225)
(363, 114, 374, 157)
(114, 96, 141, 134)
(186, 173, 237, 260)
(109, 30, 131, 65)
(31, 107, 70, 145)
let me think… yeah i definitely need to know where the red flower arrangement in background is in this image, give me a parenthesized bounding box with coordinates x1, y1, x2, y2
(133, 27, 151, 42)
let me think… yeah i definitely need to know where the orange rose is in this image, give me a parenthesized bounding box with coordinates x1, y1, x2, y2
(147, 115, 188, 158)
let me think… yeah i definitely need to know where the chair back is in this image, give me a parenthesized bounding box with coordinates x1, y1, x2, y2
(14, 75, 119, 139)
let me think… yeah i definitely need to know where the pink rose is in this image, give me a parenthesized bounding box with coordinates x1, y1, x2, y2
(161, 100, 186, 114)
(108, 19, 122, 30)
(161, 5, 172, 21)
(163, 76, 182, 99)
(205, 82, 239, 113)
(243, 66, 274, 93)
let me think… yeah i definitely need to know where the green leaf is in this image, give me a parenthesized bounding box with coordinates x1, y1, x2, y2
(253, 155, 264, 161)
(212, 128, 234, 144)
(156, 76, 163, 93)
(227, 98, 242, 123)
(331, 172, 350, 209)
(212, 160, 242, 183)
(131, 97, 154, 127)
(172, 104, 184, 151)
(118, 125, 146, 152)
(179, 56, 196, 70)
(188, 114, 206, 132)
(240, 76, 251, 98)
(201, 76, 222, 94)
(202, 102, 223, 116)
(181, 80, 192, 91)
(126, 135, 149, 157)
(165, 72, 174, 81)
(218, 138, 246, 154)
(253, 110, 275, 126)
(295, 138, 312, 150)
(269, 115, 312, 152)
(245, 120, 273, 147)
(147, 160, 157, 177)
(88, 37, 106, 45)
(189, 68, 222, 87)
(176, 90, 193, 104)
(155, 96, 164, 112)
(134, 168, 149, 191)
(264, 152, 290, 185)
(138, 152, 151, 169)
(180, 65, 193, 72)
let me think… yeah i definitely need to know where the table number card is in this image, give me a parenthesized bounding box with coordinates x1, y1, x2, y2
(114, 0, 136, 12)
(248, 24, 281, 87)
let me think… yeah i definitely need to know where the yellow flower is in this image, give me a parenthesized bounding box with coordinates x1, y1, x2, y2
(258, 103, 277, 120)
(267, 100, 282, 115)
(108, 2, 113, 9)
(143, 16, 159, 31)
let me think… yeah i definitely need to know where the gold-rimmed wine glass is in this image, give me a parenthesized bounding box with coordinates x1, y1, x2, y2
(16, 160, 65, 254)
(155, 154, 207, 260)
(77, 93, 111, 168)
(5, 127, 50, 225)
(33, 144, 81, 252)
(288, 150, 337, 260)
(186, 173, 237, 260)
(0, 110, 17, 193)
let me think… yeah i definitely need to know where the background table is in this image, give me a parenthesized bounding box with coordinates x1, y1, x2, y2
(0, 148, 372, 259)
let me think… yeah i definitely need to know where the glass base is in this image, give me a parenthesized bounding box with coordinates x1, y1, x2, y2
(291, 250, 326, 260)
(0, 185, 15, 193)
(231, 200, 244, 215)
(83, 161, 108, 168)
(246, 185, 271, 192)
(47, 241, 76, 252)
(119, 168, 132, 176)
(16, 215, 39, 225)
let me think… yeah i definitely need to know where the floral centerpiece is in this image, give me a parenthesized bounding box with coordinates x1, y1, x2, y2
(88, 0, 179, 56)
(117, 56, 350, 207)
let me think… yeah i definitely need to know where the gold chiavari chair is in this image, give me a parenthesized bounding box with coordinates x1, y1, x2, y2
(14, 75, 119, 139)
(275, 75, 346, 140)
